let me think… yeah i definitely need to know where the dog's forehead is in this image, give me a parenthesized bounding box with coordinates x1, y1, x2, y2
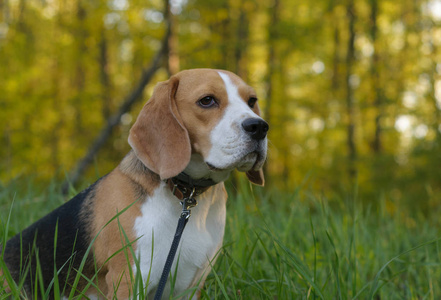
(175, 69, 255, 100)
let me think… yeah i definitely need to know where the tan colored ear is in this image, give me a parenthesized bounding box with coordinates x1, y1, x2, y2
(128, 77, 191, 180)
(246, 169, 265, 186)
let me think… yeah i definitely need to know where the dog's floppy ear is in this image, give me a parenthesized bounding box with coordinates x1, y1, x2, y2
(128, 77, 191, 180)
(246, 169, 265, 186)
(246, 103, 266, 186)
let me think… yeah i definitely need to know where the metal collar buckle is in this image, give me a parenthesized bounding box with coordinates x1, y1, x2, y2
(180, 188, 197, 219)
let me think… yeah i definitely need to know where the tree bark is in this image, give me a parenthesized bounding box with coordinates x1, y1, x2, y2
(220, 1, 231, 69)
(229, 0, 250, 192)
(0, 0, 5, 23)
(428, 21, 441, 142)
(370, 0, 382, 153)
(61, 23, 171, 194)
(99, 26, 111, 120)
(166, 0, 179, 76)
(234, 0, 249, 80)
(18, 0, 25, 24)
(331, 22, 341, 92)
(3, 125, 11, 176)
(51, 59, 61, 172)
(74, 0, 86, 133)
(264, 0, 279, 128)
(345, 0, 357, 180)
(263, 0, 280, 184)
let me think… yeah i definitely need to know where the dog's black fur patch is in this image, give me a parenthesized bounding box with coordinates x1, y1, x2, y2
(2, 180, 100, 298)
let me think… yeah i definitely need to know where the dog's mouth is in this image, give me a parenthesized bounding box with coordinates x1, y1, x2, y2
(206, 162, 226, 172)
(205, 150, 265, 173)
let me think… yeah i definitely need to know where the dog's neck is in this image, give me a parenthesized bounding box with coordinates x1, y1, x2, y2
(183, 154, 233, 183)
(119, 151, 230, 195)
(118, 151, 161, 194)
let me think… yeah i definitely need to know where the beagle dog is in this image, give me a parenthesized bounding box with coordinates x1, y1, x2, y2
(1, 69, 268, 299)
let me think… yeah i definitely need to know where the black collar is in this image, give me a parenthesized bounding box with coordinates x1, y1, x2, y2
(167, 172, 217, 200)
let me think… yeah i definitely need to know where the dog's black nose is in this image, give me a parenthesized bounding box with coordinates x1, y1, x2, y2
(242, 118, 269, 140)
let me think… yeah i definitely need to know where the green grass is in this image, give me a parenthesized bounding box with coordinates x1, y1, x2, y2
(1, 177, 441, 299)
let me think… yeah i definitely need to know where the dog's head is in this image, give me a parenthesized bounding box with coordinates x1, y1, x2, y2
(128, 69, 268, 185)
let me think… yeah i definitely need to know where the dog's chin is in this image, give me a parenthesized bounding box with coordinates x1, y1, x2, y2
(236, 152, 259, 172)
(206, 151, 265, 173)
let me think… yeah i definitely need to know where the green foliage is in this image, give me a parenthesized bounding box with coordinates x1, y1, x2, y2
(1, 178, 440, 299)
(0, 0, 441, 206)
(1, 1, 440, 298)
(1, 0, 440, 206)
(1, 0, 440, 294)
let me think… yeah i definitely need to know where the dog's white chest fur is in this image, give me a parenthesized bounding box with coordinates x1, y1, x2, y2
(133, 182, 226, 298)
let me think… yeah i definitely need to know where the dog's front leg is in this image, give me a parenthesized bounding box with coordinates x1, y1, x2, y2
(95, 220, 136, 299)
(105, 257, 133, 300)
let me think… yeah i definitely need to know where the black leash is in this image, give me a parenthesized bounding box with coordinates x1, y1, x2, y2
(153, 192, 197, 300)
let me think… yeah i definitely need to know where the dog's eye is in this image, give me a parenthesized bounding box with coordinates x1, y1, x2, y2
(248, 97, 258, 108)
(198, 96, 217, 108)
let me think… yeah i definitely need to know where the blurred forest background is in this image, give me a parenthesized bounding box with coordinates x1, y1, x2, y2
(0, 0, 440, 210)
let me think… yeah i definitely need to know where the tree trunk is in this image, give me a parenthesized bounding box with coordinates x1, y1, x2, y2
(228, 0, 250, 192)
(428, 22, 441, 142)
(51, 59, 61, 172)
(370, 0, 382, 153)
(18, 0, 25, 24)
(166, 0, 179, 76)
(61, 13, 171, 194)
(0, 0, 8, 23)
(3, 125, 11, 176)
(332, 22, 341, 92)
(74, 0, 86, 133)
(345, 0, 357, 180)
(99, 26, 111, 120)
(263, 0, 280, 184)
(264, 0, 279, 128)
(234, 0, 248, 80)
(220, 1, 231, 69)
